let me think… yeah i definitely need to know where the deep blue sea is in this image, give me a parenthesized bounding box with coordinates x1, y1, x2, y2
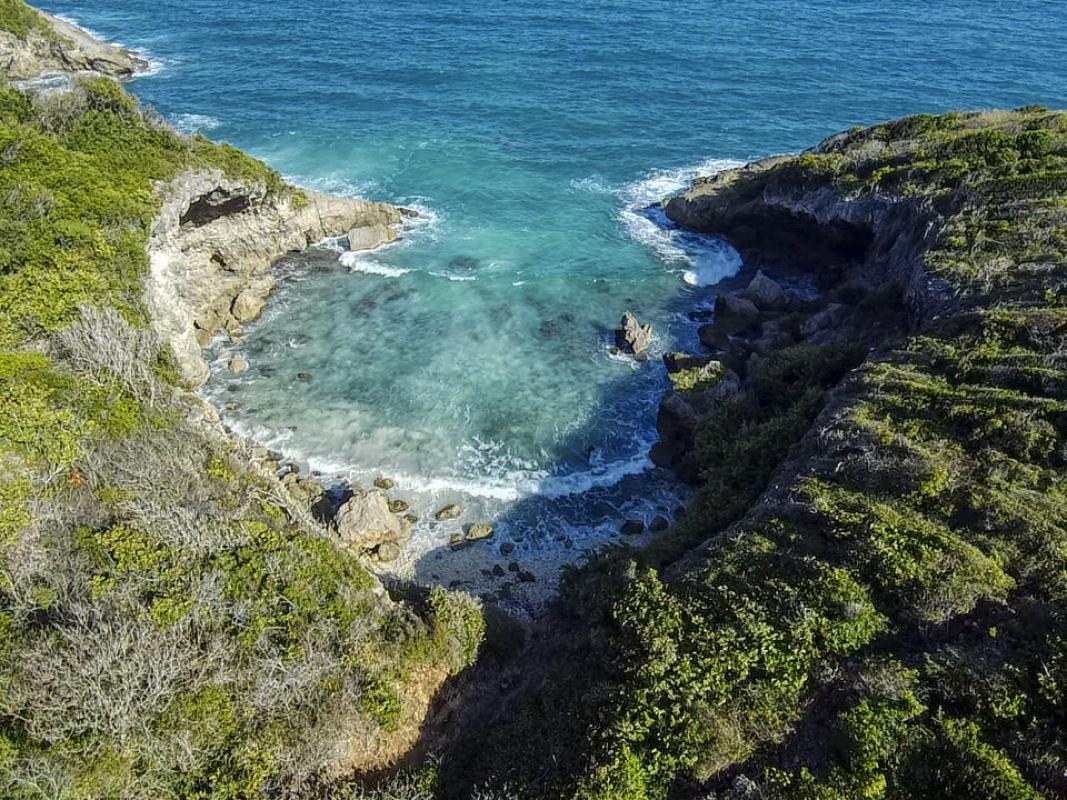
(39, 0, 1067, 603)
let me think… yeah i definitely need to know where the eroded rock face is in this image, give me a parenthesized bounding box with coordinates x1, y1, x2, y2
(615, 311, 653, 355)
(146, 170, 408, 386)
(336, 490, 412, 552)
(0, 12, 149, 82)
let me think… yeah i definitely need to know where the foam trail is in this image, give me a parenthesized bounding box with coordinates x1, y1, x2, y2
(173, 113, 221, 134)
(339, 252, 410, 277)
(619, 158, 746, 281)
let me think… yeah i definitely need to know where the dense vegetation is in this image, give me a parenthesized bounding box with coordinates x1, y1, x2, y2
(2, 2, 1065, 794)
(0, 74, 482, 799)
(0, 0, 49, 39)
(437, 108, 1067, 799)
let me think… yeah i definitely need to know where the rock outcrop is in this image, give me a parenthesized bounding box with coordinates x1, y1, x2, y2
(615, 311, 653, 355)
(146, 170, 409, 385)
(1, 11, 149, 81)
(336, 490, 412, 553)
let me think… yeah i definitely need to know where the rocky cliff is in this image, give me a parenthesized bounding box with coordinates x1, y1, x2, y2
(147, 170, 408, 385)
(437, 108, 1067, 800)
(0, 6, 483, 796)
(0, 5, 148, 80)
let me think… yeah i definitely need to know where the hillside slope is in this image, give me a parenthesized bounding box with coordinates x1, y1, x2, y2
(438, 108, 1067, 800)
(0, 7, 483, 796)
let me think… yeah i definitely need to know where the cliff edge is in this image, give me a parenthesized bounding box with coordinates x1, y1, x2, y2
(0, 2, 148, 80)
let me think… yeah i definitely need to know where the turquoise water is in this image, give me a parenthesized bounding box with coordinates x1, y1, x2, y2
(40, 1, 1067, 597)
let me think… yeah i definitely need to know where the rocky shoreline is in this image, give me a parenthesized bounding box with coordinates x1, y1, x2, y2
(646, 156, 950, 488)
(147, 170, 409, 387)
(0, 8, 148, 81)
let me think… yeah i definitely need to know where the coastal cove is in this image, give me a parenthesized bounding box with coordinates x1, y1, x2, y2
(32, 0, 1067, 607)
(3, 1, 1067, 798)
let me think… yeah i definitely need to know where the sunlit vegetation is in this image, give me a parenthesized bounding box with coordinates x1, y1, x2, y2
(0, 76, 482, 798)
(439, 108, 1067, 800)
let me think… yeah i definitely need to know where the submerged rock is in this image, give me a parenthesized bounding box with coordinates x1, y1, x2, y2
(228, 355, 249, 374)
(621, 519, 645, 536)
(615, 311, 653, 355)
(650, 516, 670, 532)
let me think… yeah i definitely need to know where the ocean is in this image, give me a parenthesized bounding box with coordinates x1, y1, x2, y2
(39, 0, 1067, 605)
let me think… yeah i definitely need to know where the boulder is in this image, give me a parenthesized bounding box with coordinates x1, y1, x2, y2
(282, 472, 325, 508)
(466, 523, 495, 542)
(228, 355, 248, 374)
(615, 311, 653, 355)
(620, 519, 645, 536)
(663, 352, 715, 373)
(347, 223, 395, 252)
(373, 477, 396, 490)
(712, 293, 760, 336)
(742, 270, 788, 311)
(800, 303, 851, 338)
(336, 491, 412, 551)
(389, 498, 409, 513)
(668, 360, 725, 392)
(435, 504, 462, 521)
(231, 277, 275, 324)
(650, 516, 670, 532)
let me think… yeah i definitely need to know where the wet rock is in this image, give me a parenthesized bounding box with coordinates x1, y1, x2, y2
(621, 519, 645, 536)
(742, 270, 788, 311)
(500, 542, 516, 557)
(517, 570, 537, 583)
(403, 513, 419, 525)
(336, 490, 411, 551)
(650, 516, 670, 532)
(508, 561, 521, 573)
(388, 498, 409, 513)
(615, 311, 653, 355)
(449, 533, 468, 551)
(373, 477, 396, 490)
(466, 523, 495, 542)
(435, 504, 462, 521)
(540, 319, 562, 337)
(224, 402, 241, 411)
(450, 255, 481, 271)
(228, 355, 249, 374)
(651, 393, 700, 471)
(492, 564, 506, 578)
